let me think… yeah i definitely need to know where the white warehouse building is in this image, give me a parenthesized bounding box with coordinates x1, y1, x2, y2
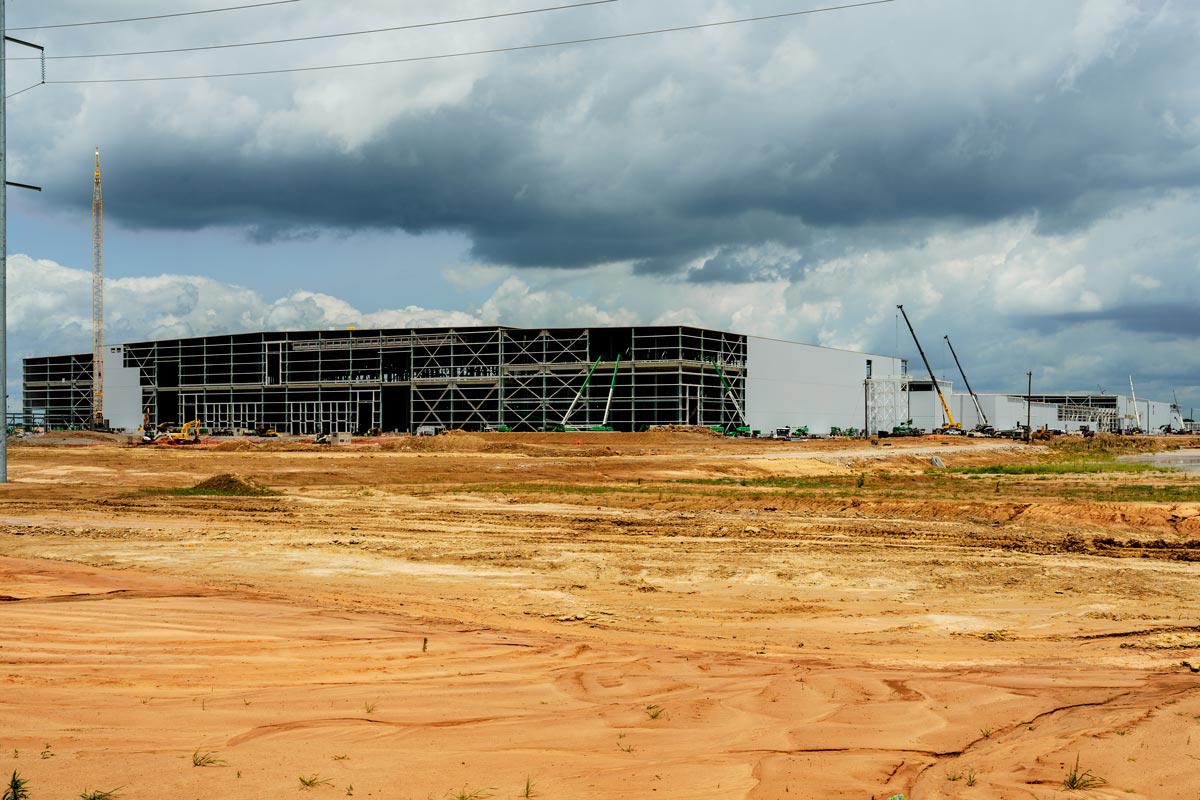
(22, 323, 1178, 437)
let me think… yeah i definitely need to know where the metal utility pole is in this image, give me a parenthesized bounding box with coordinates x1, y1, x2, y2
(1, 0, 7, 482)
(0, 7, 44, 483)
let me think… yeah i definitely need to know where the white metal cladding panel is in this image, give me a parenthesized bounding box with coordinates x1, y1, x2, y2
(974, 395, 1060, 431)
(103, 345, 143, 431)
(1117, 396, 1175, 430)
(745, 337, 902, 434)
(907, 380, 953, 432)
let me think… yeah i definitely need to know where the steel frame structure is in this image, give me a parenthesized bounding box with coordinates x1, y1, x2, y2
(22, 326, 748, 434)
(865, 376, 911, 435)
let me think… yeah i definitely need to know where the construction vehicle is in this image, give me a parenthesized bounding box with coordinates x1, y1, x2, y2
(138, 408, 160, 444)
(162, 420, 202, 444)
(253, 424, 278, 437)
(771, 425, 809, 439)
(944, 335, 988, 431)
(896, 305, 961, 433)
(886, 419, 922, 437)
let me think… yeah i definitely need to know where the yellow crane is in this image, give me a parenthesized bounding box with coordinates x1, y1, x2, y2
(897, 305, 960, 432)
(91, 147, 105, 429)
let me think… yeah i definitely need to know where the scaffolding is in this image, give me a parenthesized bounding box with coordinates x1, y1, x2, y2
(23, 325, 748, 435)
(865, 376, 911, 435)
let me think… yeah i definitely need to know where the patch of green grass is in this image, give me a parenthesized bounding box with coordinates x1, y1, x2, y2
(1060, 483, 1200, 502)
(3, 771, 29, 800)
(191, 750, 225, 767)
(943, 462, 1172, 475)
(520, 776, 536, 799)
(448, 787, 492, 800)
(461, 482, 639, 496)
(148, 487, 279, 497)
(79, 788, 121, 800)
(298, 775, 332, 789)
(676, 476, 851, 490)
(1061, 755, 1105, 790)
(644, 704, 667, 720)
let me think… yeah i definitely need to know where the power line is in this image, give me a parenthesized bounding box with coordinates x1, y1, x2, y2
(5, 0, 300, 32)
(5, 82, 42, 99)
(9, 1, 618, 61)
(45, 0, 896, 86)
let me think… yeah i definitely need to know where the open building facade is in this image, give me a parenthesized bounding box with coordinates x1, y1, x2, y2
(24, 324, 1180, 436)
(22, 325, 906, 436)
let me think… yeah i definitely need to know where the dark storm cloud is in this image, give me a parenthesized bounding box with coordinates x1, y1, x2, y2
(21, 1, 1200, 277)
(1031, 303, 1200, 338)
(683, 249, 792, 283)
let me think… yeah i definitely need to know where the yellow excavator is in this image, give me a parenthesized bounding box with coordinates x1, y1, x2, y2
(164, 420, 203, 444)
(897, 305, 961, 433)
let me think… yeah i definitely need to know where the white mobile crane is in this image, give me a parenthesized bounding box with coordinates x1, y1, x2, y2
(944, 335, 989, 431)
(897, 305, 960, 433)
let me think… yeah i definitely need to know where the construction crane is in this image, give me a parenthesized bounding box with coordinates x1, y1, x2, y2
(896, 305, 959, 432)
(91, 147, 105, 429)
(943, 335, 988, 427)
(558, 357, 602, 430)
(1128, 375, 1142, 433)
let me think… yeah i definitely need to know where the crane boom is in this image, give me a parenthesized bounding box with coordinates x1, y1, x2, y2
(91, 147, 105, 429)
(559, 357, 603, 427)
(601, 354, 621, 427)
(943, 335, 987, 427)
(1129, 375, 1141, 431)
(896, 305, 959, 430)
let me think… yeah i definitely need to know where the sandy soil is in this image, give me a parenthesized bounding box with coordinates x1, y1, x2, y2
(1, 432, 1198, 799)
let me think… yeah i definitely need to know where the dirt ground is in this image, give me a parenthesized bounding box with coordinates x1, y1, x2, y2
(1, 431, 1198, 799)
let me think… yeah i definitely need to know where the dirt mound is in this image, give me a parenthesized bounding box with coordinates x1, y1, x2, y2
(189, 473, 275, 495)
(212, 440, 260, 452)
(376, 433, 490, 453)
(639, 425, 725, 439)
(13, 431, 139, 447)
(211, 439, 322, 452)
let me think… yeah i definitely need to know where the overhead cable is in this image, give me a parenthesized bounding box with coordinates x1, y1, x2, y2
(6, 0, 300, 32)
(45, 0, 896, 85)
(9, 0, 618, 61)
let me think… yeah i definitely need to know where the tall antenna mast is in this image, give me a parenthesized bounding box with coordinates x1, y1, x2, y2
(91, 147, 104, 428)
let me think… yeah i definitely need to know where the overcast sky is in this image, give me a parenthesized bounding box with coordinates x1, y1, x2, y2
(6, 0, 1199, 410)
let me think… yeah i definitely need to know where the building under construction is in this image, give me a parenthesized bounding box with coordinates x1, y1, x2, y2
(22, 325, 908, 435)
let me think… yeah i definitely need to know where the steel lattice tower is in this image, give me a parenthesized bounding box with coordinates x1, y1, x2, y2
(91, 147, 104, 427)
